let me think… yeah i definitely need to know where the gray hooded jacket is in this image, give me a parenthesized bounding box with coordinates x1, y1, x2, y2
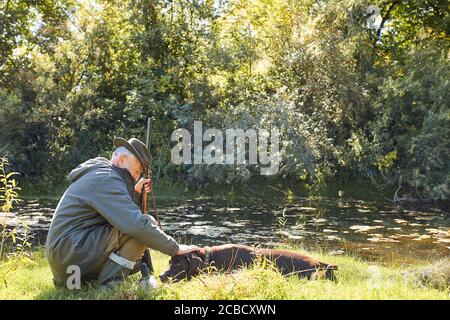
(45, 157, 179, 284)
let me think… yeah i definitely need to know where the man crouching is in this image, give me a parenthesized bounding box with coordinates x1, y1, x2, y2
(45, 137, 197, 290)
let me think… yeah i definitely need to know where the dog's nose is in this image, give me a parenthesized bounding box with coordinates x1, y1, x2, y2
(159, 273, 168, 283)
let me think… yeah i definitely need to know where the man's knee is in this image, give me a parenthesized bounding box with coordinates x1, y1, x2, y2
(106, 228, 146, 262)
(117, 237, 147, 262)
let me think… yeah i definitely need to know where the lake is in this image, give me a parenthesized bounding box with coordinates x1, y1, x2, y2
(4, 197, 450, 264)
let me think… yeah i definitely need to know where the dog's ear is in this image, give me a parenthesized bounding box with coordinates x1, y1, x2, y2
(187, 255, 205, 278)
(192, 255, 206, 268)
(181, 255, 193, 280)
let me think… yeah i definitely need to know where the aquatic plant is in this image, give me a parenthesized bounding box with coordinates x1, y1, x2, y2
(0, 156, 31, 286)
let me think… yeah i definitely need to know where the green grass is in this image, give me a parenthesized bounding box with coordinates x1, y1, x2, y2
(0, 247, 448, 300)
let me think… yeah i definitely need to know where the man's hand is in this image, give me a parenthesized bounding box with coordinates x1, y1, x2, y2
(176, 244, 201, 255)
(135, 178, 152, 194)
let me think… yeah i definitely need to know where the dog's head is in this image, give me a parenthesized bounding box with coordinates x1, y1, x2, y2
(159, 251, 206, 283)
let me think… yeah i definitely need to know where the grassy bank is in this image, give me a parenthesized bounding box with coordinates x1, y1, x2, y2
(19, 178, 196, 202)
(0, 247, 448, 300)
(19, 174, 397, 205)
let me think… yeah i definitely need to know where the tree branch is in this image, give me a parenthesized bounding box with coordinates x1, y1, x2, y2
(373, 0, 400, 48)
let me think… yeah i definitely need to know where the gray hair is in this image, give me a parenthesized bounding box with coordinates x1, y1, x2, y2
(112, 146, 136, 160)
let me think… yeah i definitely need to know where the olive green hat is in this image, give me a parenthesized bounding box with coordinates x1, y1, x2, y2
(113, 137, 152, 172)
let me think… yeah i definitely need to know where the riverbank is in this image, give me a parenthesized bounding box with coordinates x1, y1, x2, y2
(0, 247, 448, 300)
(19, 178, 196, 202)
(20, 175, 399, 201)
(20, 175, 450, 209)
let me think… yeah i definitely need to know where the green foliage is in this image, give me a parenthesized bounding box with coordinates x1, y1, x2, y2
(0, 156, 31, 287)
(376, 150, 397, 171)
(0, 156, 20, 213)
(0, 0, 448, 201)
(370, 41, 450, 200)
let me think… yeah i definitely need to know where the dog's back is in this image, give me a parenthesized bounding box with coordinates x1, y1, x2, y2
(255, 247, 338, 280)
(209, 244, 338, 280)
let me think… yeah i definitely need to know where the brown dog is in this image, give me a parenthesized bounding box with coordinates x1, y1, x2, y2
(159, 244, 338, 282)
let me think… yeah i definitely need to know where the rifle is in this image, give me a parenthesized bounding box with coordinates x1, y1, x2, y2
(140, 116, 161, 275)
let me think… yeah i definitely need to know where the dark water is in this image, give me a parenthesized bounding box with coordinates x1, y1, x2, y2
(3, 197, 450, 264)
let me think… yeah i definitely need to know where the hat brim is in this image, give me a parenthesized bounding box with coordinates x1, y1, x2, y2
(113, 137, 152, 170)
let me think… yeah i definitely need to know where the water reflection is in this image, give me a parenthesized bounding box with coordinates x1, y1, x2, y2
(3, 197, 449, 263)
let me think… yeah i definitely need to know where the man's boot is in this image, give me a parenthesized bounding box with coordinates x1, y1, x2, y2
(137, 262, 159, 290)
(98, 252, 135, 289)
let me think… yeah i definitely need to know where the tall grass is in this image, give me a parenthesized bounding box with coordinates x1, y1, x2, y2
(0, 156, 32, 286)
(0, 247, 448, 300)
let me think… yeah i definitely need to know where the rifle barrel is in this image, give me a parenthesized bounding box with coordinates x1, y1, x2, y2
(141, 117, 152, 215)
(141, 116, 161, 228)
(146, 117, 152, 150)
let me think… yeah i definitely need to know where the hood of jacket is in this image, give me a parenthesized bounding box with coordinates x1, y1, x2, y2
(67, 157, 112, 183)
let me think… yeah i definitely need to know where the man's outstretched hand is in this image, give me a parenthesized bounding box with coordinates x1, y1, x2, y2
(135, 178, 152, 194)
(176, 244, 201, 255)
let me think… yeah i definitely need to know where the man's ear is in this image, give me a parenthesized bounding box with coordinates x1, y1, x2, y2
(118, 154, 127, 165)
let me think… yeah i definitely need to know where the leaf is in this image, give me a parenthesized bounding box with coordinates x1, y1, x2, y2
(5, 172, 18, 180)
(21, 256, 37, 265)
